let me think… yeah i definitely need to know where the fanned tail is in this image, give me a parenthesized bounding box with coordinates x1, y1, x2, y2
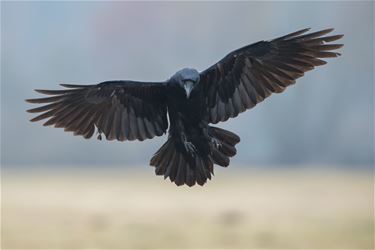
(150, 136, 213, 186)
(150, 126, 240, 187)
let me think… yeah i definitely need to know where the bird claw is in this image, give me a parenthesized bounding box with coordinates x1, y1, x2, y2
(211, 137, 222, 148)
(184, 141, 197, 155)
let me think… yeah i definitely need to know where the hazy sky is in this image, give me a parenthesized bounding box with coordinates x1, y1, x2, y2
(1, 1, 373, 168)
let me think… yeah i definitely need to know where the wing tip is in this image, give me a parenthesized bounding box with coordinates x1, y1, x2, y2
(335, 34, 344, 40)
(335, 44, 344, 48)
(25, 98, 38, 103)
(322, 27, 335, 33)
(295, 27, 312, 33)
(272, 27, 312, 41)
(26, 108, 36, 113)
(29, 117, 39, 122)
(34, 89, 51, 94)
(60, 83, 91, 88)
(43, 120, 55, 126)
(60, 84, 71, 88)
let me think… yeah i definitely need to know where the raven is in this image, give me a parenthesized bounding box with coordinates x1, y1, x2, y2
(27, 28, 343, 186)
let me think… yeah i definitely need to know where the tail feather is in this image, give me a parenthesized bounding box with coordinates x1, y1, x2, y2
(149, 139, 171, 166)
(175, 155, 186, 185)
(194, 157, 209, 185)
(163, 149, 177, 180)
(150, 139, 173, 175)
(150, 126, 240, 186)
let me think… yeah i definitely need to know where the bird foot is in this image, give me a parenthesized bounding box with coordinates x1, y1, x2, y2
(211, 137, 222, 148)
(184, 141, 197, 155)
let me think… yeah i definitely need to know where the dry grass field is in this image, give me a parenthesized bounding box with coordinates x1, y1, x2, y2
(1, 167, 374, 249)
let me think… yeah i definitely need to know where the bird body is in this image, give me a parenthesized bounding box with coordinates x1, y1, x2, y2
(151, 68, 239, 186)
(27, 28, 343, 186)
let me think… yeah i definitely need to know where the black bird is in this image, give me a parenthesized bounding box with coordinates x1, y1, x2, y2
(27, 28, 343, 186)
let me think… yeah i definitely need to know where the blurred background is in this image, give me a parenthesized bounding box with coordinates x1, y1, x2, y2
(1, 1, 374, 249)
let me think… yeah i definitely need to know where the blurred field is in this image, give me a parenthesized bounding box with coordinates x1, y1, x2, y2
(1, 167, 374, 249)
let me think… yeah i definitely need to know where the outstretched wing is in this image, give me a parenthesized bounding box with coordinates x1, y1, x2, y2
(200, 28, 344, 124)
(26, 81, 168, 141)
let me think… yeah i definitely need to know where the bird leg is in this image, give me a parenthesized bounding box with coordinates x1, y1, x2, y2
(181, 133, 197, 155)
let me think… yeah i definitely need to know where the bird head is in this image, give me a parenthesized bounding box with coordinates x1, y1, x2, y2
(170, 68, 200, 98)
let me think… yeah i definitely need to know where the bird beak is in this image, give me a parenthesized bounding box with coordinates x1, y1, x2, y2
(184, 81, 194, 98)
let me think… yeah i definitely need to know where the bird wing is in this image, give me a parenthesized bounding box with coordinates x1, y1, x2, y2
(26, 81, 168, 141)
(199, 28, 343, 124)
